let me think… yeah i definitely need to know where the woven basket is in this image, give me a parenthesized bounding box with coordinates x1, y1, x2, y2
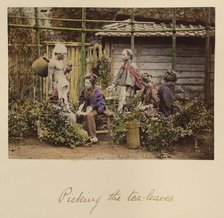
(32, 57, 49, 77)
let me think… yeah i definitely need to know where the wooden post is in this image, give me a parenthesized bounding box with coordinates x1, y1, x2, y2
(137, 40, 141, 69)
(35, 7, 43, 101)
(130, 8, 135, 61)
(80, 8, 86, 93)
(111, 42, 115, 77)
(172, 8, 176, 71)
(204, 7, 211, 102)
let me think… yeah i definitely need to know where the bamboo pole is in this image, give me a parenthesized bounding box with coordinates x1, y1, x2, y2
(76, 48, 81, 102)
(8, 23, 210, 33)
(80, 8, 86, 93)
(204, 7, 211, 102)
(9, 15, 156, 24)
(130, 8, 135, 61)
(45, 45, 49, 101)
(70, 47, 76, 104)
(35, 8, 41, 56)
(35, 8, 43, 101)
(172, 8, 176, 71)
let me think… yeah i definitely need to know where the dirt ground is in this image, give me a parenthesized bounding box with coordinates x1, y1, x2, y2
(9, 133, 214, 160)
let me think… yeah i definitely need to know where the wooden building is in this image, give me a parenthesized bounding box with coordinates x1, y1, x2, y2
(96, 20, 215, 99)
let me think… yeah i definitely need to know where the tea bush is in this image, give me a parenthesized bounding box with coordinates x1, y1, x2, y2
(37, 103, 87, 148)
(112, 100, 214, 153)
(173, 101, 214, 135)
(8, 101, 40, 141)
(140, 115, 191, 152)
(8, 101, 87, 147)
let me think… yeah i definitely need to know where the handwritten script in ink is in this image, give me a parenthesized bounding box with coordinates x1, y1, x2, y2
(58, 187, 174, 215)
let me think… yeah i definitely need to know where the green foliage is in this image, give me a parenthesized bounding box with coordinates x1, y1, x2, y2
(111, 115, 127, 145)
(8, 101, 40, 142)
(37, 103, 87, 148)
(111, 107, 140, 144)
(111, 101, 214, 154)
(94, 56, 111, 87)
(140, 115, 190, 152)
(8, 101, 87, 148)
(173, 101, 214, 135)
(141, 101, 213, 152)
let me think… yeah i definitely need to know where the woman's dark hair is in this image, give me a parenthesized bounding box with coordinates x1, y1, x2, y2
(84, 73, 98, 86)
(164, 70, 177, 82)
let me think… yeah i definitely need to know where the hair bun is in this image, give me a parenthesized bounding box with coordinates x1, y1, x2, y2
(164, 70, 177, 82)
(85, 73, 98, 86)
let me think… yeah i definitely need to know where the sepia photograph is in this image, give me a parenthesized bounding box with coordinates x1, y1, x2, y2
(8, 7, 215, 160)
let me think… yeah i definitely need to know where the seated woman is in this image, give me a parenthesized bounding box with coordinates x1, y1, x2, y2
(138, 72, 159, 118)
(157, 70, 177, 117)
(77, 74, 106, 144)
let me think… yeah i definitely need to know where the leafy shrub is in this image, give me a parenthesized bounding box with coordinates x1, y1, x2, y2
(37, 103, 87, 148)
(111, 113, 127, 144)
(140, 115, 190, 152)
(111, 100, 214, 154)
(8, 101, 40, 141)
(173, 101, 214, 135)
(141, 101, 213, 152)
(8, 101, 87, 147)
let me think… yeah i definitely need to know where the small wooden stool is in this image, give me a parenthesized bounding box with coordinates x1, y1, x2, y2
(95, 109, 113, 135)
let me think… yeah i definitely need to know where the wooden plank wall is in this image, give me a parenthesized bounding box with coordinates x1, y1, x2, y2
(109, 37, 214, 99)
(175, 38, 206, 98)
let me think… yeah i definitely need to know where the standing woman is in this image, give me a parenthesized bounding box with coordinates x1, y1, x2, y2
(77, 74, 106, 143)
